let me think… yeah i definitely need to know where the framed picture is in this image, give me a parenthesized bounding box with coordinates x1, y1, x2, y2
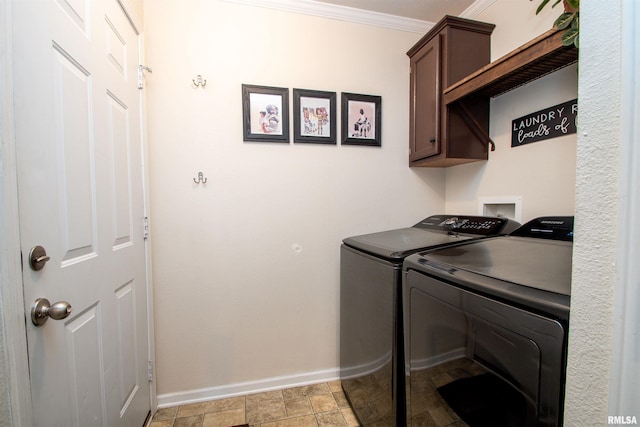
(293, 89, 337, 144)
(341, 92, 381, 146)
(242, 84, 290, 143)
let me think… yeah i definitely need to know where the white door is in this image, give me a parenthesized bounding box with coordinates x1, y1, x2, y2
(12, 0, 151, 425)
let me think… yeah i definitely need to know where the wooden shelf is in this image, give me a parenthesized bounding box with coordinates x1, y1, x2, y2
(443, 29, 578, 105)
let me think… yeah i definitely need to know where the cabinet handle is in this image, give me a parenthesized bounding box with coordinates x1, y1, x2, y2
(429, 138, 436, 143)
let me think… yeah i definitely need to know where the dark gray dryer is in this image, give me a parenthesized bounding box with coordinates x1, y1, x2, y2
(340, 215, 519, 426)
(402, 216, 574, 427)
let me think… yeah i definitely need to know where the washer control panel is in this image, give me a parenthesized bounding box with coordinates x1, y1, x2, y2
(510, 216, 574, 241)
(415, 215, 519, 236)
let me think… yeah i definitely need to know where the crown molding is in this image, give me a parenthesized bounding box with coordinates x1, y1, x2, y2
(221, 0, 434, 33)
(460, 0, 498, 19)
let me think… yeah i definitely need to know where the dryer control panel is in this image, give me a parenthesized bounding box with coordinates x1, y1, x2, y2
(414, 215, 520, 236)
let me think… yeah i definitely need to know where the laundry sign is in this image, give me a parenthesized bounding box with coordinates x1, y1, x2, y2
(512, 99, 577, 147)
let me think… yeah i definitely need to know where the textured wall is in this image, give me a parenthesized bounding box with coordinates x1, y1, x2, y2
(564, 1, 622, 425)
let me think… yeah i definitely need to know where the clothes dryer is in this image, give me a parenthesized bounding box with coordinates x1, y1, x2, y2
(340, 215, 519, 426)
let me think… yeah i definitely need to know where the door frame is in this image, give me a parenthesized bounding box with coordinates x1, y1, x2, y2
(0, 0, 156, 424)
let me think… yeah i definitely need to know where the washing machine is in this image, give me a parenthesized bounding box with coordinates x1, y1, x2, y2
(340, 215, 520, 426)
(402, 216, 574, 426)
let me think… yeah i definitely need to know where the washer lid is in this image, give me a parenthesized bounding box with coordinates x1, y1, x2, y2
(343, 227, 472, 261)
(418, 236, 573, 296)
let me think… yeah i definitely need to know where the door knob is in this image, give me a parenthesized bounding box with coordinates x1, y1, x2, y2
(31, 298, 72, 326)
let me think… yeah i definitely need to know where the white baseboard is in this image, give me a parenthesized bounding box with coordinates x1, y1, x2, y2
(339, 351, 392, 381)
(157, 367, 341, 408)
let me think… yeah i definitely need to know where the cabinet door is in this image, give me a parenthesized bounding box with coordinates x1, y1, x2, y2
(410, 35, 440, 162)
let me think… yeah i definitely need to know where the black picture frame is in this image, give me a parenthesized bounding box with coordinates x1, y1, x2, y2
(341, 92, 381, 146)
(293, 89, 337, 144)
(242, 84, 290, 143)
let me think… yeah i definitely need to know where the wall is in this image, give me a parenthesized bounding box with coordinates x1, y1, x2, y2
(445, 1, 577, 223)
(565, 0, 625, 423)
(144, 0, 444, 403)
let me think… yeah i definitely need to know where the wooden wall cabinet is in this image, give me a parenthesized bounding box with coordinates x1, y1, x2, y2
(408, 16, 495, 167)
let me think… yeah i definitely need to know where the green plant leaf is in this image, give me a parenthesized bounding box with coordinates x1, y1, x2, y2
(535, 0, 552, 15)
(534, 0, 579, 49)
(555, 12, 576, 29)
(562, 27, 579, 46)
(565, 0, 580, 9)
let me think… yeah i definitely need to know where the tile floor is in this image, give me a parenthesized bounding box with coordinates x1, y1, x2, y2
(149, 381, 360, 427)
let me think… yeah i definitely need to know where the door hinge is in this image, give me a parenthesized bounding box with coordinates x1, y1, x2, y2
(143, 216, 149, 239)
(147, 360, 154, 382)
(138, 65, 152, 90)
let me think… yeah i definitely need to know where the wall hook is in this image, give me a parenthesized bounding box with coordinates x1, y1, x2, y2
(193, 172, 207, 184)
(138, 65, 153, 90)
(192, 75, 206, 88)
